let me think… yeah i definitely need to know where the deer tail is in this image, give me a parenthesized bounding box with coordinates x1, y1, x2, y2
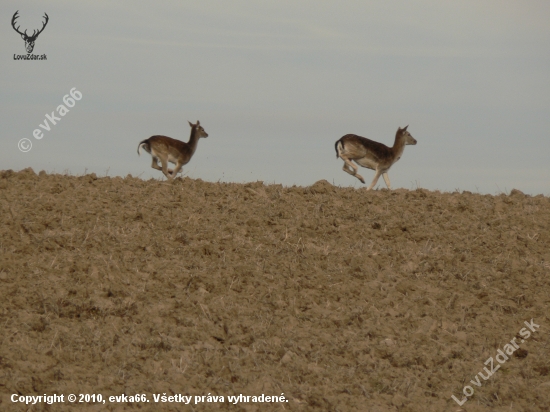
(137, 139, 150, 156)
(335, 139, 343, 159)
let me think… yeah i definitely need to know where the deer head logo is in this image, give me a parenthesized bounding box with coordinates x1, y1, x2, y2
(11, 11, 49, 54)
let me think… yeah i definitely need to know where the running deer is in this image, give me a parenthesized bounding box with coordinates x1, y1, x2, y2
(137, 121, 208, 180)
(335, 126, 417, 190)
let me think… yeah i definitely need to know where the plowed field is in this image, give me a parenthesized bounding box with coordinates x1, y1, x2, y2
(1, 168, 549, 411)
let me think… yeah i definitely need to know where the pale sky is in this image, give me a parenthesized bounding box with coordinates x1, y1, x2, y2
(2, 1, 549, 195)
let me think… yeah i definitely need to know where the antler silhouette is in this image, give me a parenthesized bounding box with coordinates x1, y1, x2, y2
(32, 12, 49, 39)
(11, 11, 49, 53)
(11, 11, 25, 37)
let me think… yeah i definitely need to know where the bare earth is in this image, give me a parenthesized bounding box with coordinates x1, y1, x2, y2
(1, 168, 549, 412)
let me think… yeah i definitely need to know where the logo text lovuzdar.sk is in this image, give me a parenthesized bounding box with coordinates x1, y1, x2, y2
(11, 10, 48, 60)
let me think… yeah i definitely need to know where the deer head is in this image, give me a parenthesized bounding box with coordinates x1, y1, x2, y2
(189, 120, 209, 138)
(12, 11, 49, 54)
(398, 125, 417, 146)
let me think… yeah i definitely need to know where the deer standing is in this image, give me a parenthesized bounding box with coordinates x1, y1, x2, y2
(335, 126, 417, 190)
(137, 121, 208, 180)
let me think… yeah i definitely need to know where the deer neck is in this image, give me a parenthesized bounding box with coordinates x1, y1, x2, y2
(187, 127, 200, 153)
(391, 134, 407, 158)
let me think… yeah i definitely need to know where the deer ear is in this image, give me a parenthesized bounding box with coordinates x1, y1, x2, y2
(403, 125, 408, 131)
(188, 121, 193, 127)
(196, 120, 200, 125)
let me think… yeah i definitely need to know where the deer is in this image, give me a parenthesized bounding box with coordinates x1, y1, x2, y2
(335, 126, 417, 190)
(11, 11, 49, 54)
(137, 121, 208, 180)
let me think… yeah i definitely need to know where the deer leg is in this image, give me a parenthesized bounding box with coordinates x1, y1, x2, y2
(151, 157, 162, 171)
(367, 170, 382, 191)
(341, 158, 365, 184)
(165, 159, 175, 174)
(382, 172, 392, 189)
(151, 155, 173, 173)
(159, 158, 173, 180)
(170, 162, 184, 179)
